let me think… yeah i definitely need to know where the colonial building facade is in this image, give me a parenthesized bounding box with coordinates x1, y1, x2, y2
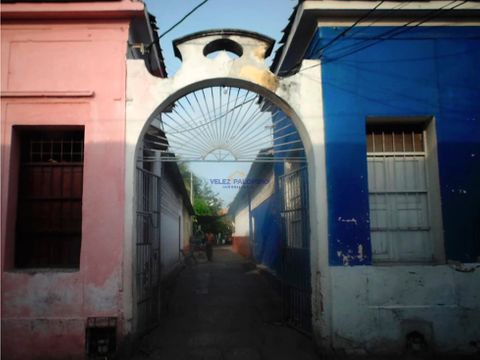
(1, 1, 192, 359)
(2, 0, 479, 358)
(270, 0, 480, 355)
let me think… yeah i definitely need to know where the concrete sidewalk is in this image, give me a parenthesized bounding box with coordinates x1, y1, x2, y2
(130, 246, 319, 360)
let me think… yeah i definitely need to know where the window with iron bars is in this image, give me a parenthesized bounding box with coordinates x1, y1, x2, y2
(15, 128, 84, 268)
(366, 123, 434, 262)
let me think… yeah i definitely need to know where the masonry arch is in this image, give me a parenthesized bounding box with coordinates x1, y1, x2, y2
(124, 29, 329, 342)
(135, 77, 311, 162)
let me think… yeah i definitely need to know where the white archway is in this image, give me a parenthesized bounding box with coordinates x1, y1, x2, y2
(123, 29, 331, 347)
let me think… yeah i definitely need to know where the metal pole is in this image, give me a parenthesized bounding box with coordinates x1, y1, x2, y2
(248, 189, 253, 260)
(190, 171, 194, 204)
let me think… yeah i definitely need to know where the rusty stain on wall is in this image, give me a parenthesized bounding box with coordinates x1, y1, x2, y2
(238, 66, 278, 91)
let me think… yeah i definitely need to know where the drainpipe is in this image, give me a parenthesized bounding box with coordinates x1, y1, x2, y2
(190, 171, 194, 204)
(248, 189, 253, 260)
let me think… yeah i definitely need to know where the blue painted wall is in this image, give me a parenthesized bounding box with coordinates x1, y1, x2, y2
(251, 195, 283, 273)
(240, 109, 307, 275)
(305, 26, 480, 265)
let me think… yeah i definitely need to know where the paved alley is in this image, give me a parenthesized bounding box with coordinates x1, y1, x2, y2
(130, 246, 319, 360)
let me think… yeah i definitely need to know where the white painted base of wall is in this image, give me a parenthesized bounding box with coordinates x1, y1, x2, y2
(328, 264, 480, 354)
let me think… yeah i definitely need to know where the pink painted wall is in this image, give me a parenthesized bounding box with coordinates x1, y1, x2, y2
(1, 2, 143, 359)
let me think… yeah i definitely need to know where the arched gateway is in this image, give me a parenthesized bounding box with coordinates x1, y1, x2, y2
(124, 30, 330, 340)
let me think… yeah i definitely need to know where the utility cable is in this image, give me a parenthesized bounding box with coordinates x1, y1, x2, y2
(296, 0, 467, 73)
(160, 0, 209, 39)
(314, 0, 385, 57)
(323, 0, 466, 64)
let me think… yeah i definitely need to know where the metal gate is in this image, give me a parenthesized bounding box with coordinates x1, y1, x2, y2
(136, 167, 162, 333)
(279, 166, 312, 334)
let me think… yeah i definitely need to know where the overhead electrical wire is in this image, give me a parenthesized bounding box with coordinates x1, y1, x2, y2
(323, 0, 467, 64)
(296, 0, 468, 73)
(313, 0, 416, 58)
(159, 0, 209, 39)
(314, 0, 386, 57)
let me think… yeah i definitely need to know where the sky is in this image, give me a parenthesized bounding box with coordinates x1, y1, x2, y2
(145, 0, 297, 74)
(144, 0, 297, 206)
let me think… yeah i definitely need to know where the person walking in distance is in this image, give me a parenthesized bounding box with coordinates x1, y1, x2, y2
(205, 231, 215, 261)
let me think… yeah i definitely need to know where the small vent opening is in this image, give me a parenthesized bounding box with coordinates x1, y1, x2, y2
(406, 330, 427, 352)
(86, 317, 117, 359)
(203, 38, 243, 59)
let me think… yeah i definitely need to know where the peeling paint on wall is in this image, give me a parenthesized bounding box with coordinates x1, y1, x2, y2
(336, 244, 367, 266)
(337, 216, 358, 225)
(238, 66, 278, 91)
(85, 272, 121, 313)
